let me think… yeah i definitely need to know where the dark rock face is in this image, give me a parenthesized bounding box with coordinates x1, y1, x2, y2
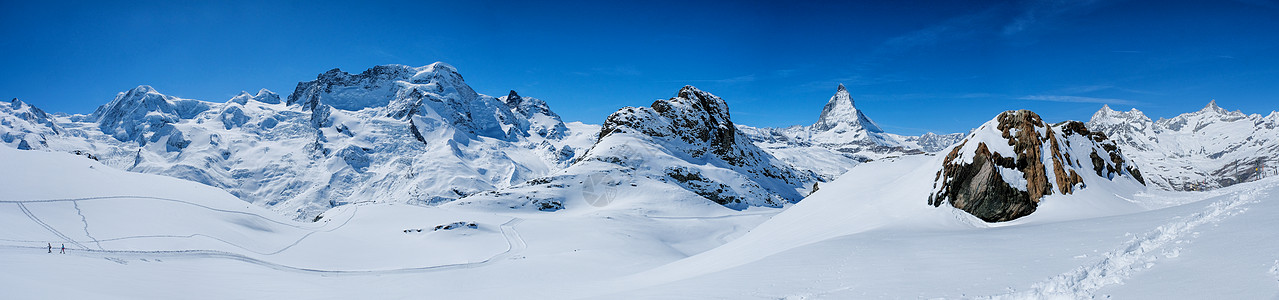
(930, 110, 1144, 222)
(600, 86, 742, 162)
(930, 142, 1036, 222)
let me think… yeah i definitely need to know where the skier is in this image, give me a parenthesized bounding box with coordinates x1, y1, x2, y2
(60, 244, 65, 254)
(47, 243, 51, 254)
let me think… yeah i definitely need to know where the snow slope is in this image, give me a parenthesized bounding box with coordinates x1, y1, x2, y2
(583, 155, 1279, 299)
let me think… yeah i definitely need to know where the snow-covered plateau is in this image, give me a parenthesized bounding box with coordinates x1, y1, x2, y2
(2, 63, 1277, 299)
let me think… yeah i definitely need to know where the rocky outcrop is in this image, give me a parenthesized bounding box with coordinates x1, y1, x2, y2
(464, 85, 816, 211)
(930, 110, 1145, 222)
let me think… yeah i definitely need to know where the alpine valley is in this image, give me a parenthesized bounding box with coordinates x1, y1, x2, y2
(3, 63, 1278, 299)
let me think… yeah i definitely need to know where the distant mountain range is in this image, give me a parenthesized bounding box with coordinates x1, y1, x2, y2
(1088, 101, 1279, 191)
(2, 62, 1274, 222)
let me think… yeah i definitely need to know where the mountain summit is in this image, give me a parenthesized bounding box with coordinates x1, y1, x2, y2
(812, 84, 884, 133)
(738, 84, 964, 180)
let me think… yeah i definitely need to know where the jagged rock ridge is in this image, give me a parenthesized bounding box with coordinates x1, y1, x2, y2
(460, 86, 817, 211)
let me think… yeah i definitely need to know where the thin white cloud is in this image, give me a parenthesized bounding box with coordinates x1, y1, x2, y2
(680, 74, 757, 84)
(1018, 95, 1140, 105)
(1003, 0, 1107, 36)
(878, 6, 1004, 54)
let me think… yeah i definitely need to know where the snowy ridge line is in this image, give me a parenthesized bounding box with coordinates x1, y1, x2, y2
(0, 217, 527, 275)
(15, 203, 88, 250)
(985, 181, 1274, 299)
(72, 201, 104, 250)
(0, 196, 318, 230)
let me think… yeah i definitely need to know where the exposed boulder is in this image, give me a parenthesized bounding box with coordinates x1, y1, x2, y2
(929, 110, 1145, 222)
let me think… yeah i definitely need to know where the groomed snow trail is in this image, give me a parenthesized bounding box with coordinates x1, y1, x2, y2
(985, 182, 1272, 299)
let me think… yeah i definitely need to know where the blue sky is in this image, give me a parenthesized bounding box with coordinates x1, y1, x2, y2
(2, 0, 1277, 135)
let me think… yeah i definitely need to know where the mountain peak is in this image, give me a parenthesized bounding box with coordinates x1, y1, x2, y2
(504, 90, 522, 105)
(229, 89, 281, 105)
(677, 85, 706, 99)
(1200, 99, 1226, 114)
(813, 84, 882, 133)
(130, 85, 157, 94)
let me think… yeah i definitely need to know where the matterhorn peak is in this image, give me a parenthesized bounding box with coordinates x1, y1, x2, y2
(813, 84, 883, 133)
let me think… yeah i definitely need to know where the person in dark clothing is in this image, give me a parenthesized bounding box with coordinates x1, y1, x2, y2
(47, 243, 51, 253)
(60, 244, 65, 254)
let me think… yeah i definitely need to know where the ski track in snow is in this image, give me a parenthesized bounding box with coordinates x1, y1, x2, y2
(0, 196, 319, 230)
(72, 201, 104, 250)
(0, 195, 530, 275)
(984, 182, 1272, 299)
(15, 202, 88, 250)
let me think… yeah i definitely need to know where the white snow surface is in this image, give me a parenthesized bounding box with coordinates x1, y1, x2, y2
(4, 141, 1278, 299)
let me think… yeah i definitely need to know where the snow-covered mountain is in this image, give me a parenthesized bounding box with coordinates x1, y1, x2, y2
(8, 91, 1279, 299)
(0, 98, 63, 150)
(930, 110, 1146, 222)
(0, 63, 598, 220)
(1088, 101, 1279, 191)
(738, 84, 964, 180)
(456, 86, 818, 211)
